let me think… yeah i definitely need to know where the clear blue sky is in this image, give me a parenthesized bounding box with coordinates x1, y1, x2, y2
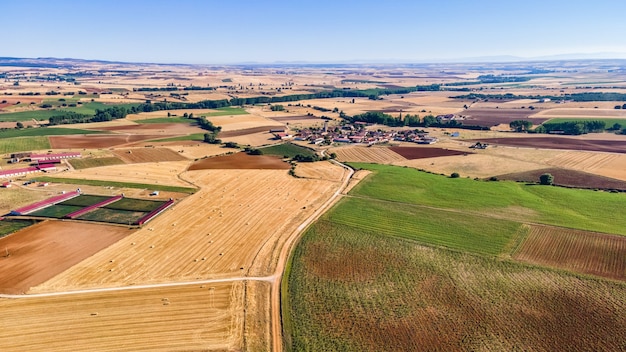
(2, 0, 626, 64)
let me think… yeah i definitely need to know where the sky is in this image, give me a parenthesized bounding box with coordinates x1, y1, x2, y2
(2, 0, 626, 64)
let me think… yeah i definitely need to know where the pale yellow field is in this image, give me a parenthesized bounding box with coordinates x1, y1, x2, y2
(31, 168, 341, 292)
(547, 151, 626, 180)
(0, 282, 244, 352)
(162, 143, 230, 160)
(208, 114, 279, 132)
(51, 160, 193, 187)
(330, 145, 406, 164)
(293, 160, 346, 182)
(221, 131, 281, 147)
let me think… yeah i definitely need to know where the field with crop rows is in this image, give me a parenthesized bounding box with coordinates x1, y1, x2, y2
(29, 204, 84, 218)
(0, 282, 244, 351)
(285, 221, 626, 351)
(0, 219, 36, 238)
(59, 195, 113, 207)
(0, 136, 50, 154)
(103, 197, 166, 212)
(260, 143, 316, 159)
(514, 225, 626, 280)
(77, 208, 147, 225)
(68, 157, 125, 170)
(330, 146, 405, 163)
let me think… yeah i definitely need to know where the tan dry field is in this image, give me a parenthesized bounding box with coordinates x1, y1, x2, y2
(546, 151, 626, 181)
(126, 109, 222, 121)
(111, 147, 187, 163)
(52, 160, 193, 188)
(531, 108, 626, 118)
(0, 221, 133, 294)
(514, 225, 626, 281)
(330, 145, 406, 164)
(221, 131, 281, 147)
(209, 114, 280, 132)
(0, 282, 244, 351)
(162, 143, 231, 160)
(92, 122, 205, 135)
(0, 186, 60, 215)
(293, 161, 346, 182)
(30, 168, 341, 292)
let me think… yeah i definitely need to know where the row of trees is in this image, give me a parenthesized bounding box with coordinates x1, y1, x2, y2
(346, 111, 487, 130)
(48, 106, 129, 125)
(535, 120, 607, 135)
(454, 92, 626, 102)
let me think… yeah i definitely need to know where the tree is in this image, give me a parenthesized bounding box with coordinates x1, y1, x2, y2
(15, 122, 24, 129)
(509, 120, 533, 132)
(539, 173, 554, 185)
(203, 132, 221, 144)
(450, 172, 460, 178)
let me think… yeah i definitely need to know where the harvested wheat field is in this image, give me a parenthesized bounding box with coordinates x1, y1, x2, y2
(218, 126, 284, 138)
(0, 187, 60, 215)
(0, 282, 243, 351)
(49, 134, 171, 149)
(472, 137, 626, 154)
(92, 123, 204, 135)
(514, 225, 626, 280)
(31, 169, 341, 292)
(0, 221, 133, 294)
(162, 143, 230, 160)
(112, 148, 187, 163)
(394, 153, 548, 178)
(54, 160, 193, 187)
(547, 151, 626, 180)
(294, 161, 346, 182)
(220, 131, 279, 147)
(209, 114, 280, 132)
(330, 146, 406, 164)
(188, 152, 290, 170)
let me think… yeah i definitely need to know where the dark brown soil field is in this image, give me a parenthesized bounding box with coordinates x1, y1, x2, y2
(188, 152, 290, 170)
(389, 146, 471, 159)
(471, 137, 626, 153)
(218, 126, 284, 138)
(515, 225, 626, 281)
(462, 108, 550, 127)
(49, 134, 173, 148)
(112, 148, 187, 163)
(495, 168, 626, 190)
(0, 221, 134, 294)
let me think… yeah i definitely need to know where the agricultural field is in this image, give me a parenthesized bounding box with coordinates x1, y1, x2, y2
(495, 167, 626, 190)
(49, 134, 171, 149)
(471, 136, 626, 154)
(103, 197, 166, 212)
(77, 208, 147, 225)
(330, 145, 406, 164)
(188, 152, 291, 170)
(0, 136, 50, 154)
(0, 219, 37, 238)
(33, 176, 197, 194)
(546, 151, 626, 180)
(461, 107, 550, 127)
(293, 161, 346, 182)
(59, 195, 115, 207)
(514, 225, 626, 280)
(29, 204, 84, 218)
(284, 221, 626, 351)
(111, 148, 187, 163)
(68, 157, 125, 170)
(260, 143, 317, 159)
(389, 146, 470, 159)
(0, 282, 244, 351)
(348, 163, 626, 235)
(0, 127, 103, 138)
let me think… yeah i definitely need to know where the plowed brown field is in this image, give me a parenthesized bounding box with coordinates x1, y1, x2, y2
(0, 221, 133, 294)
(472, 137, 626, 154)
(0, 282, 244, 351)
(112, 148, 187, 163)
(389, 146, 471, 159)
(496, 167, 626, 190)
(514, 225, 626, 280)
(188, 152, 290, 170)
(31, 169, 340, 292)
(331, 146, 405, 163)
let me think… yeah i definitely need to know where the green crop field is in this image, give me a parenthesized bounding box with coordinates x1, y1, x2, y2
(0, 102, 140, 122)
(544, 117, 626, 127)
(149, 133, 205, 142)
(77, 208, 146, 225)
(348, 163, 626, 236)
(104, 197, 165, 212)
(58, 194, 114, 207)
(0, 219, 37, 238)
(260, 143, 316, 159)
(68, 157, 125, 170)
(0, 137, 50, 154)
(0, 127, 104, 138)
(29, 204, 84, 218)
(34, 176, 197, 194)
(135, 117, 198, 124)
(199, 107, 248, 117)
(329, 197, 524, 256)
(284, 221, 626, 352)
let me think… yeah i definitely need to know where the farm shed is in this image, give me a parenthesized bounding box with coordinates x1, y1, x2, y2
(29, 152, 81, 162)
(37, 164, 57, 172)
(0, 167, 40, 179)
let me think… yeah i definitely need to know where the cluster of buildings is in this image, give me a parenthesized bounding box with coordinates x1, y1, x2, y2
(1, 152, 80, 179)
(275, 122, 439, 146)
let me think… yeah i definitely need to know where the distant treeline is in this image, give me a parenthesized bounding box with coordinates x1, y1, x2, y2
(48, 107, 130, 125)
(444, 75, 531, 86)
(535, 120, 608, 135)
(134, 86, 216, 92)
(453, 92, 626, 102)
(346, 111, 488, 130)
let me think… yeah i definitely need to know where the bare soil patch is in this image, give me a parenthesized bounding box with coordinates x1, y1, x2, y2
(471, 137, 626, 153)
(515, 225, 626, 281)
(0, 221, 133, 294)
(389, 146, 471, 159)
(188, 152, 290, 170)
(495, 167, 626, 191)
(269, 115, 325, 122)
(461, 108, 550, 127)
(112, 148, 187, 163)
(49, 134, 173, 148)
